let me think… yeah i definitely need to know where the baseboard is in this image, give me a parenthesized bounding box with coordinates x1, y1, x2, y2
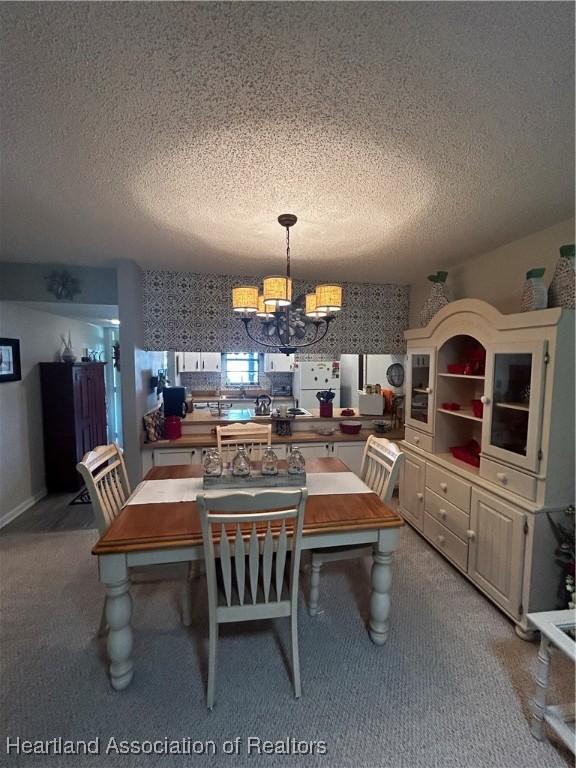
(0, 488, 47, 530)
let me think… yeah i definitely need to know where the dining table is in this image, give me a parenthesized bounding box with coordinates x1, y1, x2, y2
(92, 457, 404, 690)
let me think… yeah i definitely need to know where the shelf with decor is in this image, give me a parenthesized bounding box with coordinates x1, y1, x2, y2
(438, 373, 485, 380)
(437, 407, 483, 423)
(494, 401, 530, 412)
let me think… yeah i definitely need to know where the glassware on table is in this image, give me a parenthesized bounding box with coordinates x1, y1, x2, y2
(203, 448, 223, 477)
(231, 446, 251, 477)
(261, 445, 279, 475)
(287, 445, 306, 474)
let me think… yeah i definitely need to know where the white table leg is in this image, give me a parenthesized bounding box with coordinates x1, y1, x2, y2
(308, 556, 322, 616)
(531, 635, 551, 740)
(99, 554, 133, 691)
(368, 529, 400, 645)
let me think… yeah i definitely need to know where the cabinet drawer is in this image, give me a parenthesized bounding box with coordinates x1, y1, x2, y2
(425, 489, 469, 542)
(425, 463, 471, 512)
(404, 427, 433, 453)
(480, 458, 537, 501)
(424, 512, 468, 572)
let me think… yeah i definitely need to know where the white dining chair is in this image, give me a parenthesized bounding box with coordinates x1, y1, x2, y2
(197, 488, 307, 709)
(308, 436, 404, 616)
(216, 422, 272, 466)
(76, 442, 192, 634)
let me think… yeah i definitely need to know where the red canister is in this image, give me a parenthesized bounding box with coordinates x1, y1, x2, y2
(164, 416, 182, 440)
(319, 403, 333, 417)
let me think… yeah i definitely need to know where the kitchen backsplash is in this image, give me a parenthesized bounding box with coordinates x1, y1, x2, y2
(180, 370, 293, 393)
(143, 270, 409, 354)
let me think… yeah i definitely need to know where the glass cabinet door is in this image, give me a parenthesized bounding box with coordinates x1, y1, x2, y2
(481, 341, 546, 472)
(406, 348, 435, 434)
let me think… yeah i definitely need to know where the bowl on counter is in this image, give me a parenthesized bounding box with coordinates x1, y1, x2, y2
(316, 427, 336, 436)
(340, 420, 363, 435)
(373, 420, 391, 434)
(341, 408, 355, 416)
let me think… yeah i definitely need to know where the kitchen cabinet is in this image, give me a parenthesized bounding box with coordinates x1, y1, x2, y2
(153, 448, 204, 466)
(176, 352, 221, 374)
(399, 453, 425, 531)
(405, 348, 435, 434)
(399, 299, 575, 636)
(468, 489, 525, 618)
(293, 443, 331, 461)
(332, 442, 365, 475)
(264, 353, 294, 373)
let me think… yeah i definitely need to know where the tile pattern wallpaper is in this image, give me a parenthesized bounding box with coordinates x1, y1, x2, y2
(180, 370, 293, 393)
(143, 270, 409, 355)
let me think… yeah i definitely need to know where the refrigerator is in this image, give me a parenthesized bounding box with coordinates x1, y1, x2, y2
(293, 361, 341, 410)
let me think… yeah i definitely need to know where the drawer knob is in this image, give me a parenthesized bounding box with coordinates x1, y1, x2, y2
(496, 472, 507, 484)
(425, 387, 432, 394)
(440, 482, 448, 492)
(438, 535, 445, 545)
(480, 395, 490, 405)
(417, 492, 424, 501)
(413, 436, 420, 444)
(439, 509, 447, 519)
(467, 529, 476, 541)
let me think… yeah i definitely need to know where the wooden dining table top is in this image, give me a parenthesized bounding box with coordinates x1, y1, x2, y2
(92, 457, 403, 556)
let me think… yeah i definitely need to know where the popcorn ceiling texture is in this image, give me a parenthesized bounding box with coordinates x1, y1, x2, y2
(142, 270, 409, 355)
(1, 3, 574, 283)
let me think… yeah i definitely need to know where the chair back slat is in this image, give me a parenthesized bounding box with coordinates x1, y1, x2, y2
(76, 442, 131, 534)
(197, 489, 307, 615)
(249, 525, 259, 604)
(275, 521, 288, 601)
(216, 422, 273, 466)
(360, 436, 404, 504)
(219, 524, 232, 606)
(234, 525, 246, 606)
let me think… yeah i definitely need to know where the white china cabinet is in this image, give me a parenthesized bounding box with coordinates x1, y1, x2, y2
(399, 300, 574, 638)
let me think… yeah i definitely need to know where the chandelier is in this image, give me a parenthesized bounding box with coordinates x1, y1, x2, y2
(231, 214, 342, 354)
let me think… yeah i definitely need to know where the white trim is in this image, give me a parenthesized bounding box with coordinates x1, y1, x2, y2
(0, 487, 47, 529)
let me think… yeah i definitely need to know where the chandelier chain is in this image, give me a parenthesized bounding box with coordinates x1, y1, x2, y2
(285, 225, 291, 279)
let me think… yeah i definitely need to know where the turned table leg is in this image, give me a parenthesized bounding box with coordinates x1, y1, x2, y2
(369, 549, 394, 645)
(308, 556, 322, 617)
(100, 554, 134, 691)
(531, 635, 551, 740)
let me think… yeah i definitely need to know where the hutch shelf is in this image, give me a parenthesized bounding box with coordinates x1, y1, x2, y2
(399, 300, 574, 639)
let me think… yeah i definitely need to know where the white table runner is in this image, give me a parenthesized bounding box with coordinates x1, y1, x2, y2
(126, 472, 372, 506)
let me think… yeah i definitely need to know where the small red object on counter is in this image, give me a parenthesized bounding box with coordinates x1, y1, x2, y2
(164, 415, 182, 440)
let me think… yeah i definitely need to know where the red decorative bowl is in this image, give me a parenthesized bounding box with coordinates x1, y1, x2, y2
(470, 399, 483, 418)
(441, 402, 461, 411)
(340, 421, 363, 435)
(447, 364, 466, 374)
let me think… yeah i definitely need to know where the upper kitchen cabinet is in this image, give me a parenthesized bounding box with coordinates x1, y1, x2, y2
(176, 352, 221, 374)
(264, 353, 294, 373)
(405, 348, 435, 434)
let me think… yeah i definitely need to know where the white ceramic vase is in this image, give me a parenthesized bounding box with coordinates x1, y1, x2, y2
(420, 280, 450, 327)
(521, 268, 547, 312)
(548, 244, 575, 309)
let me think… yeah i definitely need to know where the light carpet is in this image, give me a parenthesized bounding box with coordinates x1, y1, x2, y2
(0, 526, 572, 768)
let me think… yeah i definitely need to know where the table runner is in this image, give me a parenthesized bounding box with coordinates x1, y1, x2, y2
(126, 472, 372, 506)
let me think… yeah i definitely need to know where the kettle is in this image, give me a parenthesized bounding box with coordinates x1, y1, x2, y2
(255, 394, 272, 416)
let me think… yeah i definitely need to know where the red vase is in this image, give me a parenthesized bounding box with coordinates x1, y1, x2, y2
(164, 416, 182, 440)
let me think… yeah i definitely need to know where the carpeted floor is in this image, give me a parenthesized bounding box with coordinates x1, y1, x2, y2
(0, 525, 572, 768)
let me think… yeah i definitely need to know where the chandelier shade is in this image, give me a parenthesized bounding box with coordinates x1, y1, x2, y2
(232, 286, 259, 313)
(256, 294, 274, 318)
(315, 284, 343, 313)
(230, 214, 342, 354)
(305, 293, 328, 318)
(263, 276, 292, 308)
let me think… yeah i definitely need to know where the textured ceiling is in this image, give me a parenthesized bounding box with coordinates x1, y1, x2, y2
(1, 2, 574, 283)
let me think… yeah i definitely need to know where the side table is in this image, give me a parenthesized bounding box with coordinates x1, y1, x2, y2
(528, 609, 576, 754)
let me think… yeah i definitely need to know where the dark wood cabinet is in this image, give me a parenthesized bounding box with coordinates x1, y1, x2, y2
(39, 363, 107, 492)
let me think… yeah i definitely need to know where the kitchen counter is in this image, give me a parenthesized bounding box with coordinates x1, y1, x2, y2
(144, 427, 405, 450)
(183, 407, 378, 425)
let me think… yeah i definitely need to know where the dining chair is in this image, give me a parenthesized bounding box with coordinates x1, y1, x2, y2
(196, 488, 308, 709)
(308, 436, 404, 616)
(216, 421, 272, 466)
(76, 442, 192, 634)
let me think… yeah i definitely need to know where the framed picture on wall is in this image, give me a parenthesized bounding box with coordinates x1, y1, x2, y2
(0, 338, 22, 383)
